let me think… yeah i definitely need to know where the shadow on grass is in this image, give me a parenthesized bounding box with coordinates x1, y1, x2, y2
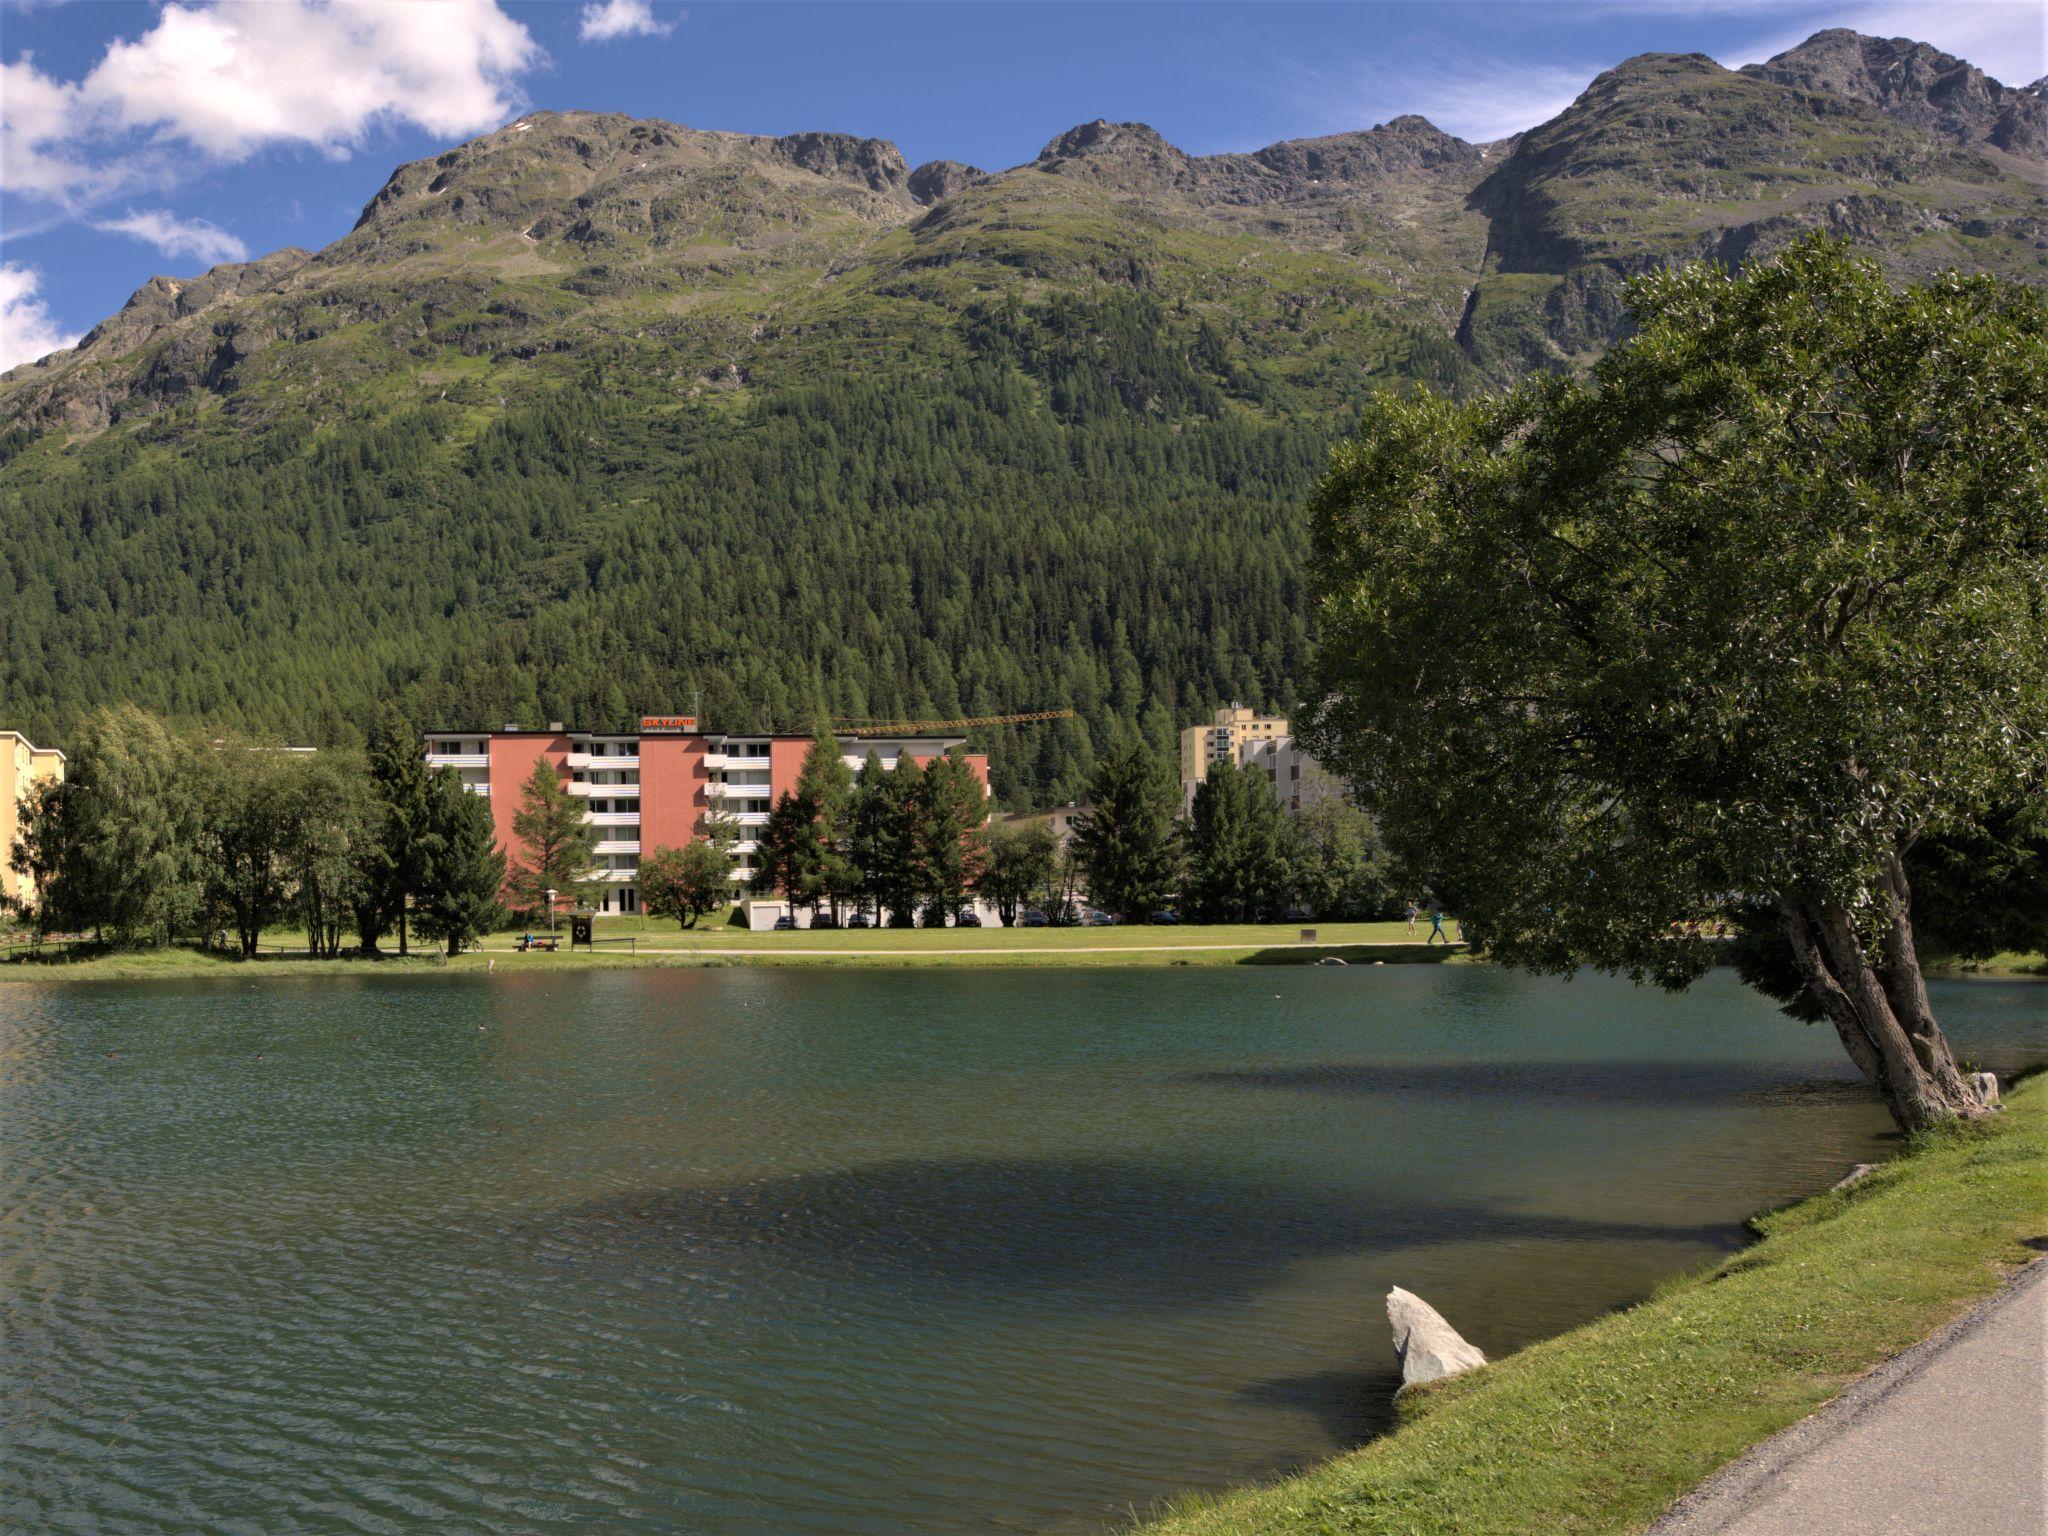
(1236, 944, 1459, 966)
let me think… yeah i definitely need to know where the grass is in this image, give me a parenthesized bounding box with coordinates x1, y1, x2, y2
(1132, 1073, 2048, 1536)
(0, 919, 1464, 979)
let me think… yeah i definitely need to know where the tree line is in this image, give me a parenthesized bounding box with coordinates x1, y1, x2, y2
(7, 704, 504, 956)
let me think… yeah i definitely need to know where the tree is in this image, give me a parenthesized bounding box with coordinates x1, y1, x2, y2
(751, 788, 824, 915)
(1071, 744, 1183, 922)
(278, 752, 378, 956)
(507, 757, 599, 921)
(1290, 799, 1395, 921)
(414, 770, 506, 954)
(872, 753, 928, 925)
(796, 725, 856, 921)
(359, 709, 436, 955)
(641, 841, 732, 929)
(197, 745, 295, 958)
(9, 775, 76, 935)
(1303, 238, 2048, 1130)
(919, 749, 989, 921)
(1182, 759, 1293, 922)
(846, 752, 899, 923)
(981, 820, 1059, 926)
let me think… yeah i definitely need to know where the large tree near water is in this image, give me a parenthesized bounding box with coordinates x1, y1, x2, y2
(1304, 238, 2047, 1131)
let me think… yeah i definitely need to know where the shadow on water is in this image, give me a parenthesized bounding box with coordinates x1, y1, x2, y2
(1179, 1059, 1873, 1107)
(533, 1156, 1746, 1304)
(1237, 1365, 1406, 1447)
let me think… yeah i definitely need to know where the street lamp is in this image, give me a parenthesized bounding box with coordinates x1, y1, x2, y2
(546, 888, 557, 932)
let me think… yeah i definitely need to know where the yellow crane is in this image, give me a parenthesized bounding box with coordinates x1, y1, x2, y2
(831, 708, 1076, 736)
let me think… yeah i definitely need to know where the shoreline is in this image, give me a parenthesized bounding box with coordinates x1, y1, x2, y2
(1131, 1071, 2048, 1536)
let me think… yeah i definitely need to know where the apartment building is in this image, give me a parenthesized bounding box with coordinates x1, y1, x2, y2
(1178, 704, 1288, 786)
(424, 716, 990, 915)
(2, 730, 65, 912)
(1177, 705, 1348, 816)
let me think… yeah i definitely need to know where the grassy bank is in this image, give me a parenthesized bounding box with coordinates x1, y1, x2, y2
(1136, 1072, 2048, 1536)
(0, 920, 1459, 979)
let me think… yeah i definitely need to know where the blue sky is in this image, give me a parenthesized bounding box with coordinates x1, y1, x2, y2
(3, 0, 2043, 369)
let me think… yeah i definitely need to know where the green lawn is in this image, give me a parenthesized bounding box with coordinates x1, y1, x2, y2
(0, 919, 1458, 978)
(1133, 1074, 2048, 1536)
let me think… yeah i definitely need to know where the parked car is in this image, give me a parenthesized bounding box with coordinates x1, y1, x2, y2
(772, 915, 796, 931)
(811, 913, 840, 930)
(1084, 910, 1116, 927)
(1149, 910, 1181, 925)
(955, 910, 982, 927)
(846, 912, 872, 929)
(1020, 909, 1050, 928)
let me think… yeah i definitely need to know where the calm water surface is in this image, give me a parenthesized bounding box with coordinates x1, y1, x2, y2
(3, 966, 2044, 1535)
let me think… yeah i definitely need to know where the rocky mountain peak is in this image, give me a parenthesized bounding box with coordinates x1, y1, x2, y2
(906, 159, 985, 206)
(1037, 120, 1178, 163)
(769, 131, 911, 194)
(1742, 28, 2044, 156)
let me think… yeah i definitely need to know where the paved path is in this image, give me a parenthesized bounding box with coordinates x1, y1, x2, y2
(488, 941, 1464, 958)
(1650, 1258, 2047, 1536)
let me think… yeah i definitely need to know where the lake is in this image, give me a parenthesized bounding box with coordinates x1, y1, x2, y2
(3, 965, 2043, 1535)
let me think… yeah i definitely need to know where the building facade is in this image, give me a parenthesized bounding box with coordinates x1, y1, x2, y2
(2, 731, 66, 913)
(1178, 704, 1288, 787)
(424, 716, 990, 915)
(1238, 736, 1347, 815)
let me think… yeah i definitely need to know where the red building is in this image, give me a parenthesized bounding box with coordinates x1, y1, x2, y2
(424, 716, 989, 914)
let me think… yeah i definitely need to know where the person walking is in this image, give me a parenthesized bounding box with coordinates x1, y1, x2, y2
(1405, 901, 1420, 937)
(1428, 908, 1449, 945)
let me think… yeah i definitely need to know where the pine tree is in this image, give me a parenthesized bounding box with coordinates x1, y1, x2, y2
(415, 770, 506, 954)
(507, 757, 599, 922)
(1071, 744, 1183, 922)
(1183, 759, 1293, 922)
(360, 708, 436, 955)
(920, 749, 990, 922)
(796, 725, 856, 921)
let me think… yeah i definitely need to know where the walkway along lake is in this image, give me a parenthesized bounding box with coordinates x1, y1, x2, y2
(3, 967, 2044, 1534)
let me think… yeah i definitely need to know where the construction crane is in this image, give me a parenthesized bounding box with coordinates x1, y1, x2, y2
(831, 708, 1076, 737)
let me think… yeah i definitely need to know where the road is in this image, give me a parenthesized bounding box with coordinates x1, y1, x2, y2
(1649, 1257, 2047, 1536)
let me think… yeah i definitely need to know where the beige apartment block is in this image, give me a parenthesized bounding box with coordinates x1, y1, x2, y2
(1178, 704, 1288, 786)
(2, 731, 65, 912)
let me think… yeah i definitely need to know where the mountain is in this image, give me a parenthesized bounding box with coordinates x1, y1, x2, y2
(2, 31, 2043, 801)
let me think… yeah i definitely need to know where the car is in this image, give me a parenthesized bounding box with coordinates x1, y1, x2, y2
(846, 912, 872, 929)
(955, 911, 981, 927)
(811, 913, 840, 930)
(772, 915, 796, 931)
(1149, 910, 1181, 925)
(1084, 910, 1116, 927)
(1020, 909, 1049, 928)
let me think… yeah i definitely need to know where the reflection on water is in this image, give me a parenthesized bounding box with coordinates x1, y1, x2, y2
(1, 966, 2042, 1535)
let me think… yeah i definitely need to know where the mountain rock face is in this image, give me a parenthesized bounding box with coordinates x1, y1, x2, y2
(1742, 29, 2048, 155)
(1, 31, 2042, 772)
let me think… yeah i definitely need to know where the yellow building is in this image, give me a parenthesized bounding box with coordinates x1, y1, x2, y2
(3, 730, 66, 913)
(1178, 704, 1288, 786)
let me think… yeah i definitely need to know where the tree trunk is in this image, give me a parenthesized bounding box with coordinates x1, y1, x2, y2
(398, 903, 409, 957)
(1777, 860, 1986, 1131)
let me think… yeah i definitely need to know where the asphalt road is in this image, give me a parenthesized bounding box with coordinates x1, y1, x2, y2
(1650, 1257, 2047, 1536)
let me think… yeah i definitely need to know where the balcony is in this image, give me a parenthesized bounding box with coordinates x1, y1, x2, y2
(586, 811, 641, 828)
(426, 752, 488, 769)
(587, 870, 636, 884)
(711, 782, 773, 800)
(734, 811, 770, 829)
(568, 780, 638, 798)
(700, 752, 728, 770)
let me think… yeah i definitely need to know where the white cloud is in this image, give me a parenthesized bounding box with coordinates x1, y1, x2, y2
(96, 209, 250, 267)
(578, 0, 674, 43)
(1295, 54, 1598, 144)
(4, 1, 544, 206)
(0, 264, 83, 372)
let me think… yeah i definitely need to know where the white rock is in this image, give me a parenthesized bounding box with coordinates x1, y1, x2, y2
(1387, 1286, 1486, 1390)
(1970, 1072, 2002, 1110)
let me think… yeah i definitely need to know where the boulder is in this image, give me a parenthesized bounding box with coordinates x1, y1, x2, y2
(1970, 1072, 2003, 1110)
(1831, 1162, 1878, 1192)
(1387, 1287, 1486, 1390)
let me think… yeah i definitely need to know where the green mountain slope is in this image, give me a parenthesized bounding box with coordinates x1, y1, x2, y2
(2, 29, 2042, 802)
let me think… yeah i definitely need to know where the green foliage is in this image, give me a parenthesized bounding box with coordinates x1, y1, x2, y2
(1182, 759, 1294, 922)
(359, 708, 436, 954)
(920, 750, 990, 920)
(507, 758, 600, 917)
(1072, 744, 1184, 921)
(637, 841, 730, 930)
(1288, 798, 1396, 921)
(278, 751, 378, 956)
(414, 769, 506, 954)
(1305, 237, 2048, 1126)
(981, 820, 1060, 927)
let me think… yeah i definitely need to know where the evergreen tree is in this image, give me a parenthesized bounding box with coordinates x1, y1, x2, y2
(796, 725, 856, 921)
(1072, 744, 1183, 922)
(360, 709, 436, 955)
(845, 752, 895, 923)
(920, 749, 990, 921)
(507, 757, 598, 922)
(415, 770, 506, 954)
(879, 753, 928, 925)
(1183, 759, 1294, 921)
(751, 788, 824, 915)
